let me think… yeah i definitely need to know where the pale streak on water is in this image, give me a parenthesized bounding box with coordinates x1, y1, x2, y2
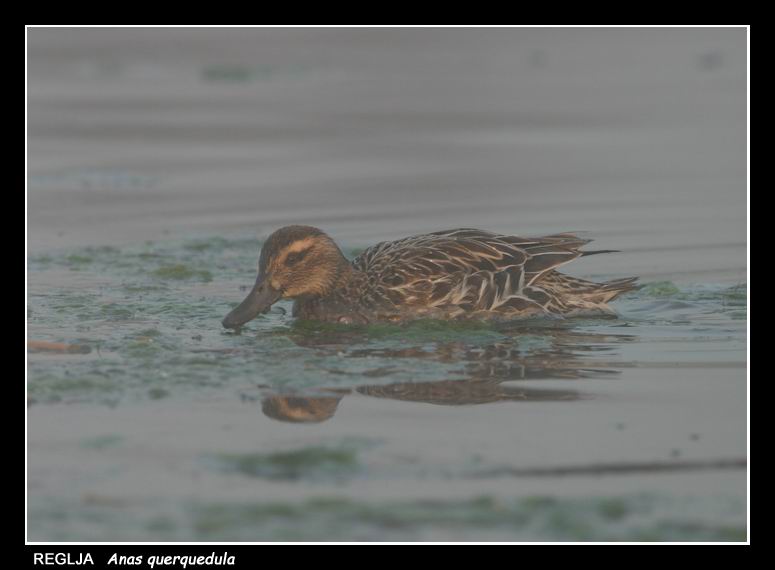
(27, 28, 747, 541)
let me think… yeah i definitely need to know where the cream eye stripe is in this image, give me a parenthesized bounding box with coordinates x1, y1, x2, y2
(276, 237, 316, 265)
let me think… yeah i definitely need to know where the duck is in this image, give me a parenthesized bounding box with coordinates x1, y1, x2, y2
(221, 225, 638, 328)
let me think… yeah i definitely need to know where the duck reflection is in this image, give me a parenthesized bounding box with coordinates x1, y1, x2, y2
(261, 394, 344, 423)
(256, 325, 634, 423)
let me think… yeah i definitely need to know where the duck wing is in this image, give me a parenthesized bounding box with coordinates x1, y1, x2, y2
(352, 229, 593, 314)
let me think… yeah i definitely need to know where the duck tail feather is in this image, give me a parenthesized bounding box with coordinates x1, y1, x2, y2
(580, 249, 621, 257)
(599, 277, 640, 301)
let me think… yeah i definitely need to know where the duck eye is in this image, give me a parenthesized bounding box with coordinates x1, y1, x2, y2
(286, 250, 308, 266)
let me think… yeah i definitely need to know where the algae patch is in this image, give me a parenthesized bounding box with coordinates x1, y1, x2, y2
(640, 281, 682, 297)
(151, 264, 213, 282)
(209, 444, 363, 482)
(181, 493, 746, 542)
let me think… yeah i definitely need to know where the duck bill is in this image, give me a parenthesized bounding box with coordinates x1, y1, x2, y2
(222, 278, 282, 329)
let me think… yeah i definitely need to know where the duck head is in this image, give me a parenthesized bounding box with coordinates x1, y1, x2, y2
(222, 225, 348, 329)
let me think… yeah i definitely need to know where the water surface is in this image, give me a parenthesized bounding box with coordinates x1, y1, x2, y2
(27, 28, 747, 542)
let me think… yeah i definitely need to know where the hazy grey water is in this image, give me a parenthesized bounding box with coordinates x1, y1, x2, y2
(27, 28, 747, 542)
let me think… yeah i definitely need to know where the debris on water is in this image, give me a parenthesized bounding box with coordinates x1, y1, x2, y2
(28, 340, 92, 354)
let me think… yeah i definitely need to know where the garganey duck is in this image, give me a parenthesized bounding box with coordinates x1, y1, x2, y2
(222, 225, 637, 328)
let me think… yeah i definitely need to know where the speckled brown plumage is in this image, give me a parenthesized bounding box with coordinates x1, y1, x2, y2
(223, 226, 638, 328)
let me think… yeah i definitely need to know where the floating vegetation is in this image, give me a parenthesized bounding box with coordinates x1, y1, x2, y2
(639, 281, 682, 297)
(27, 237, 747, 406)
(151, 264, 213, 282)
(209, 443, 364, 482)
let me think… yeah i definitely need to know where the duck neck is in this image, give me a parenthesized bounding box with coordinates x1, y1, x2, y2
(326, 256, 360, 296)
(294, 257, 361, 317)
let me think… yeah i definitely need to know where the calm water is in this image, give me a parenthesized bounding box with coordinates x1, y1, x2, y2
(27, 28, 747, 541)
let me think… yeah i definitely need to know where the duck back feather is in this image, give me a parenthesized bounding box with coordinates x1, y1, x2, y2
(350, 228, 637, 319)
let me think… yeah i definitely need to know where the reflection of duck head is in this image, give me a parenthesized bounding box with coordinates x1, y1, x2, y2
(261, 394, 344, 423)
